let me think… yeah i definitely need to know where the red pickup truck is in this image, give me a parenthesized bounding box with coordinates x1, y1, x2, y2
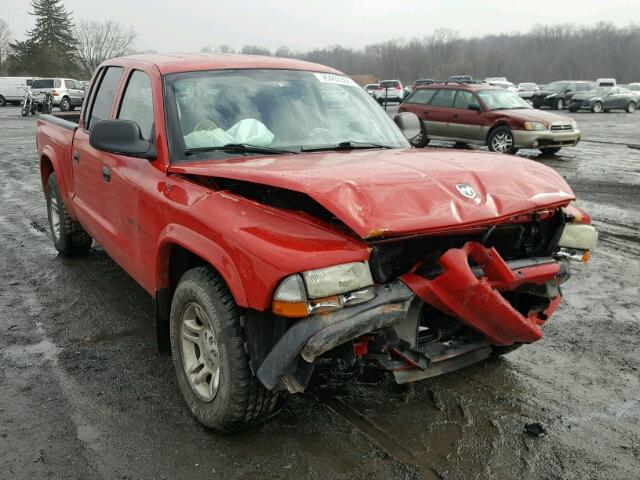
(36, 54, 597, 433)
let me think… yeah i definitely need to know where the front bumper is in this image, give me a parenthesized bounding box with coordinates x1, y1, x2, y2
(257, 242, 569, 393)
(512, 129, 581, 148)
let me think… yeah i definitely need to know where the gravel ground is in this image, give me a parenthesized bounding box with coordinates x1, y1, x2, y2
(0, 105, 639, 480)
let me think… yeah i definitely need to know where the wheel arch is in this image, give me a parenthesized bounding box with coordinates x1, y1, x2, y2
(486, 121, 511, 144)
(154, 228, 249, 353)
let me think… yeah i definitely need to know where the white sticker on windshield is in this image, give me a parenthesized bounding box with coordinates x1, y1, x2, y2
(313, 72, 358, 87)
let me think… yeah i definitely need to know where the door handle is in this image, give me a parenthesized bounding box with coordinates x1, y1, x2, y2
(73, 150, 80, 163)
(102, 166, 111, 183)
(452, 113, 459, 118)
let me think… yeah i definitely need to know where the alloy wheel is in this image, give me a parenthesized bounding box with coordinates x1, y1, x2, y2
(491, 131, 513, 153)
(179, 302, 221, 402)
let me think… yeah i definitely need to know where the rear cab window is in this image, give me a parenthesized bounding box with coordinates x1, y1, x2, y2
(85, 66, 124, 130)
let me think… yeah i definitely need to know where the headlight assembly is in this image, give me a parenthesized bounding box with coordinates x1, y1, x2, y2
(272, 262, 375, 317)
(524, 121, 548, 131)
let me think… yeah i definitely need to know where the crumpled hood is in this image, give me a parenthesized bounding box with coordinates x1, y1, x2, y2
(168, 149, 575, 239)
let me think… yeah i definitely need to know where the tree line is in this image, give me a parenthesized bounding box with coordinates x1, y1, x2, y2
(1, 2, 639, 84)
(208, 23, 640, 84)
(0, 0, 136, 78)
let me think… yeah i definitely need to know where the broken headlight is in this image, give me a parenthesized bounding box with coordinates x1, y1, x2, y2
(272, 262, 375, 318)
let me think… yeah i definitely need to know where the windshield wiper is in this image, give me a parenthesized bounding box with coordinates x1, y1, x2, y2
(300, 141, 393, 153)
(184, 143, 298, 156)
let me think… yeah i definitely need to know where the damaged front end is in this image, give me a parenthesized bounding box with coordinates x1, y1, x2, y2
(254, 206, 596, 393)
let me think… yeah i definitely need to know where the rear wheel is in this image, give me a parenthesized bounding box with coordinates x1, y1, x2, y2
(0, 95, 6, 107)
(555, 98, 564, 110)
(170, 266, 283, 433)
(488, 126, 518, 154)
(540, 147, 561, 155)
(409, 122, 430, 148)
(45, 173, 92, 256)
(591, 101, 603, 113)
(60, 97, 71, 111)
(627, 102, 636, 113)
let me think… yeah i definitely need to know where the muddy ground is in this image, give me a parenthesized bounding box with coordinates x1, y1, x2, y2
(0, 105, 639, 480)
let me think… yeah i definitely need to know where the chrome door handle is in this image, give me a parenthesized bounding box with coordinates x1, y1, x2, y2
(73, 151, 80, 163)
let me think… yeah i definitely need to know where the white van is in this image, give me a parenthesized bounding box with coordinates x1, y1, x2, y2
(0, 77, 38, 106)
(596, 78, 617, 87)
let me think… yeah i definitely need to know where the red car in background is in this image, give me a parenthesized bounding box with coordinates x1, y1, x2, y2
(400, 83, 581, 155)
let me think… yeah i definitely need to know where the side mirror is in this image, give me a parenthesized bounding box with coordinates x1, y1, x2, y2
(393, 112, 421, 140)
(565, 89, 572, 94)
(468, 102, 481, 111)
(90, 120, 156, 159)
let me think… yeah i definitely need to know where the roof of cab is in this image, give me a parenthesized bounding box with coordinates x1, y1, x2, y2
(107, 53, 342, 76)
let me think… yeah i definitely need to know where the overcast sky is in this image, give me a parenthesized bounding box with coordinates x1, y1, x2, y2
(5, 0, 640, 52)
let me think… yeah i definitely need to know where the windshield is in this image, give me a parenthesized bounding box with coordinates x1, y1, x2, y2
(477, 89, 531, 110)
(165, 69, 408, 161)
(519, 83, 537, 89)
(585, 87, 611, 96)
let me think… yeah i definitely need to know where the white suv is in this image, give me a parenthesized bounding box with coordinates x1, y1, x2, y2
(374, 80, 404, 103)
(30, 78, 86, 111)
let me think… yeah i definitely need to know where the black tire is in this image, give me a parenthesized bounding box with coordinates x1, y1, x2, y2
(627, 102, 636, 113)
(69, 105, 76, 111)
(45, 173, 92, 256)
(0, 95, 6, 107)
(540, 147, 561, 155)
(409, 121, 430, 148)
(21, 101, 30, 116)
(487, 126, 518, 154)
(170, 266, 283, 433)
(60, 97, 71, 111)
(555, 98, 564, 110)
(568, 108, 578, 112)
(591, 101, 603, 113)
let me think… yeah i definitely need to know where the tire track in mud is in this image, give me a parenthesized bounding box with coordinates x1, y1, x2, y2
(313, 391, 436, 480)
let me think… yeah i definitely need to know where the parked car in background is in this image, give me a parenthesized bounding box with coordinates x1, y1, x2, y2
(448, 75, 474, 83)
(35, 53, 595, 433)
(569, 86, 637, 113)
(400, 83, 580, 155)
(30, 78, 86, 111)
(364, 83, 379, 96)
(412, 79, 435, 90)
(596, 78, 616, 87)
(621, 83, 640, 102)
(532, 81, 594, 110)
(0, 77, 38, 106)
(487, 80, 517, 92)
(374, 79, 404, 103)
(516, 82, 540, 100)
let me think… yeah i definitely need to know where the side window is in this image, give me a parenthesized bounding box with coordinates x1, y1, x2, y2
(430, 89, 456, 108)
(453, 90, 474, 109)
(118, 70, 155, 140)
(26, 79, 33, 86)
(406, 89, 436, 105)
(87, 66, 124, 130)
(54, 79, 62, 88)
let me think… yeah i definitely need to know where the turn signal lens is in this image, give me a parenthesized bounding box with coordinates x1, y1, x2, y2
(272, 301, 309, 318)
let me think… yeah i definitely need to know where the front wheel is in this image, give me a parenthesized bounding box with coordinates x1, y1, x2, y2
(170, 266, 283, 433)
(409, 122, 430, 148)
(591, 101, 603, 113)
(540, 147, 561, 155)
(627, 102, 636, 113)
(488, 126, 518, 154)
(21, 101, 30, 116)
(45, 173, 92, 256)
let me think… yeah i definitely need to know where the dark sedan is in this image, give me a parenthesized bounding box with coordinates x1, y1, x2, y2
(569, 87, 637, 113)
(531, 81, 594, 110)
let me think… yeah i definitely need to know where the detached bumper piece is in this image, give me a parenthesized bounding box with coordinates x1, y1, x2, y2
(401, 241, 563, 346)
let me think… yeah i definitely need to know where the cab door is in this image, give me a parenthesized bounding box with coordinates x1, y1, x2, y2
(447, 90, 486, 142)
(99, 68, 165, 291)
(71, 66, 124, 245)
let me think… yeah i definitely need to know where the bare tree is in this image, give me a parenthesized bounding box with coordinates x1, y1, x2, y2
(0, 18, 13, 74)
(75, 19, 136, 77)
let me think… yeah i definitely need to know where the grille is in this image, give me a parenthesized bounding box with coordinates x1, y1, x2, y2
(550, 124, 573, 131)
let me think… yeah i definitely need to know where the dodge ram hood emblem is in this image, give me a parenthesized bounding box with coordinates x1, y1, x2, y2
(456, 183, 477, 199)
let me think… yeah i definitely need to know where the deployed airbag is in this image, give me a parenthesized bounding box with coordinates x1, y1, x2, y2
(184, 119, 275, 149)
